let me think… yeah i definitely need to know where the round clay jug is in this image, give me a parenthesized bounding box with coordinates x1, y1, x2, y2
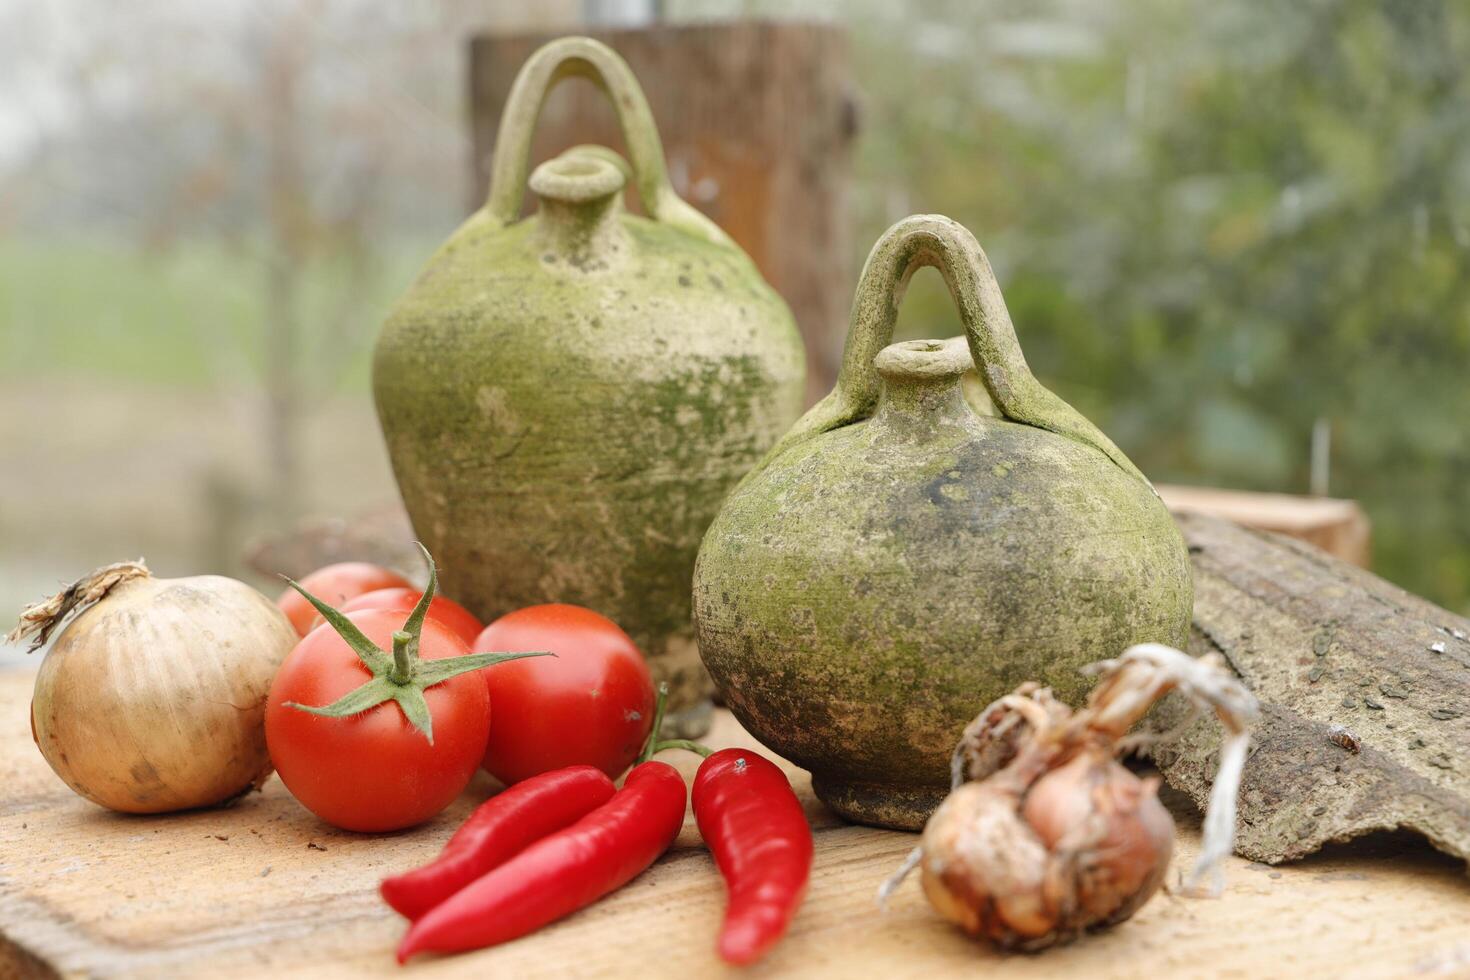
(693, 214, 1192, 829)
(373, 37, 806, 728)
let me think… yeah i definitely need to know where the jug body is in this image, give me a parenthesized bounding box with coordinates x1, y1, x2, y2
(373, 39, 805, 724)
(693, 217, 1191, 828)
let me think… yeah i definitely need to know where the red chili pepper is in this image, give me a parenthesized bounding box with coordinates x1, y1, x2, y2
(379, 765, 616, 921)
(396, 760, 687, 962)
(692, 748, 813, 965)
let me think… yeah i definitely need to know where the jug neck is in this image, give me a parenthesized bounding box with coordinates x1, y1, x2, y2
(872, 339, 976, 433)
(530, 152, 628, 265)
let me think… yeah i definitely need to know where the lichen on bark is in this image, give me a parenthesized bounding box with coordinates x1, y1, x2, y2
(1146, 513, 1470, 868)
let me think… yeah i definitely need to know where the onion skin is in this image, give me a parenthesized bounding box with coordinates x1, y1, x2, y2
(30, 574, 298, 813)
(1023, 751, 1174, 931)
(920, 778, 1053, 943)
(895, 646, 1255, 950)
(919, 747, 1174, 950)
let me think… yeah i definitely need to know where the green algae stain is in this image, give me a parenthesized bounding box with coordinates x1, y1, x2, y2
(693, 218, 1192, 830)
(373, 165, 805, 716)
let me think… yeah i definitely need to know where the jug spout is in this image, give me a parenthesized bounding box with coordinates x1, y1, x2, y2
(530, 150, 628, 267)
(873, 337, 975, 433)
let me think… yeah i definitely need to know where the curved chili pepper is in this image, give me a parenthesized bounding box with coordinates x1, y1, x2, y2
(396, 760, 687, 962)
(380, 765, 616, 921)
(693, 748, 813, 965)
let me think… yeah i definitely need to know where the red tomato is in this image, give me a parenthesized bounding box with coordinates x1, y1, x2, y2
(340, 587, 483, 646)
(266, 609, 490, 832)
(276, 562, 412, 636)
(474, 604, 654, 784)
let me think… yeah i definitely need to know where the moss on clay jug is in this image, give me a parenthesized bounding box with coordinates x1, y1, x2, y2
(693, 214, 1191, 829)
(373, 37, 806, 727)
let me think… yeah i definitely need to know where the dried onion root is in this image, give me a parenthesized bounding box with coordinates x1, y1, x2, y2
(880, 643, 1257, 950)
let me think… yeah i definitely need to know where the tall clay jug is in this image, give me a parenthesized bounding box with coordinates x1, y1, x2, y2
(693, 214, 1192, 829)
(373, 37, 806, 726)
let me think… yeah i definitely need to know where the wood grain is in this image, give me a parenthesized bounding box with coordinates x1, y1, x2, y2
(1157, 484, 1371, 566)
(1, 665, 1467, 979)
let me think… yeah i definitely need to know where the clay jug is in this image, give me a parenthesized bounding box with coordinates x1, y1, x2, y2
(693, 214, 1191, 829)
(373, 37, 806, 725)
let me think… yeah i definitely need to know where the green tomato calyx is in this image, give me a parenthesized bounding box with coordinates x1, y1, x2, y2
(281, 543, 551, 743)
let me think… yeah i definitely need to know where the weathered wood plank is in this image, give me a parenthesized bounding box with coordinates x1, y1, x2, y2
(2, 663, 1468, 979)
(1157, 484, 1371, 566)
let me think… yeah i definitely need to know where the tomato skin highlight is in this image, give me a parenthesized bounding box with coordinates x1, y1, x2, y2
(340, 587, 483, 647)
(396, 760, 687, 961)
(265, 609, 490, 832)
(276, 563, 412, 636)
(473, 604, 654, 784)
(379, 765, 616, 921)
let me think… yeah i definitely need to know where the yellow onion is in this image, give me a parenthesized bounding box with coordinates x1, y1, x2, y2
(11, 560, 298, 813)
(883, 644, 1257, 951)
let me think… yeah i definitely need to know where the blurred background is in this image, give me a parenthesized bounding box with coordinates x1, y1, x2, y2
(3, 0, 1468, 666)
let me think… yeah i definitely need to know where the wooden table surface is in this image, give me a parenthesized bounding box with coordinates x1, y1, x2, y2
(2, 665, 1468, 979)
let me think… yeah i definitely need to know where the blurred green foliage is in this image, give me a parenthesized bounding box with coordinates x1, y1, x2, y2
(6, 0, 1467, 612)
(0, 239, 433, 390)
(820, 0, 1470, 611)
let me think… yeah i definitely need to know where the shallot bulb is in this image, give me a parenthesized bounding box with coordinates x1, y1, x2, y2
(10, 560, 298, 813)
(882, 644, 1257, 950)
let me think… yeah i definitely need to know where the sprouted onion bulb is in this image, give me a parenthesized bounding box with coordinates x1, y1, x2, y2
(9, 560, 298, 813)
(880, 644, 1258, 950)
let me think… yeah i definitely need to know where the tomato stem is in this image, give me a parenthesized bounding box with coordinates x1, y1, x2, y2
(651, 738, 713, 758)
(635, 684, 715, 761)
(636, 683, 670, 765)
(281, 543, 553, 742)
(390, 630, 415, 685)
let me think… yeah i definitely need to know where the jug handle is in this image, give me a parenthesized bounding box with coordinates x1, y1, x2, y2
(484, 36, 733, 249)
(776, 214, 1153, 489)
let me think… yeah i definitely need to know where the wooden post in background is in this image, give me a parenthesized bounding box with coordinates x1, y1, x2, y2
(468, 21, 857, 403)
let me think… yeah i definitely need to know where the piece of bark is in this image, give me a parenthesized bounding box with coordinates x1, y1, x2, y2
(1146, 512, 1470, 867)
